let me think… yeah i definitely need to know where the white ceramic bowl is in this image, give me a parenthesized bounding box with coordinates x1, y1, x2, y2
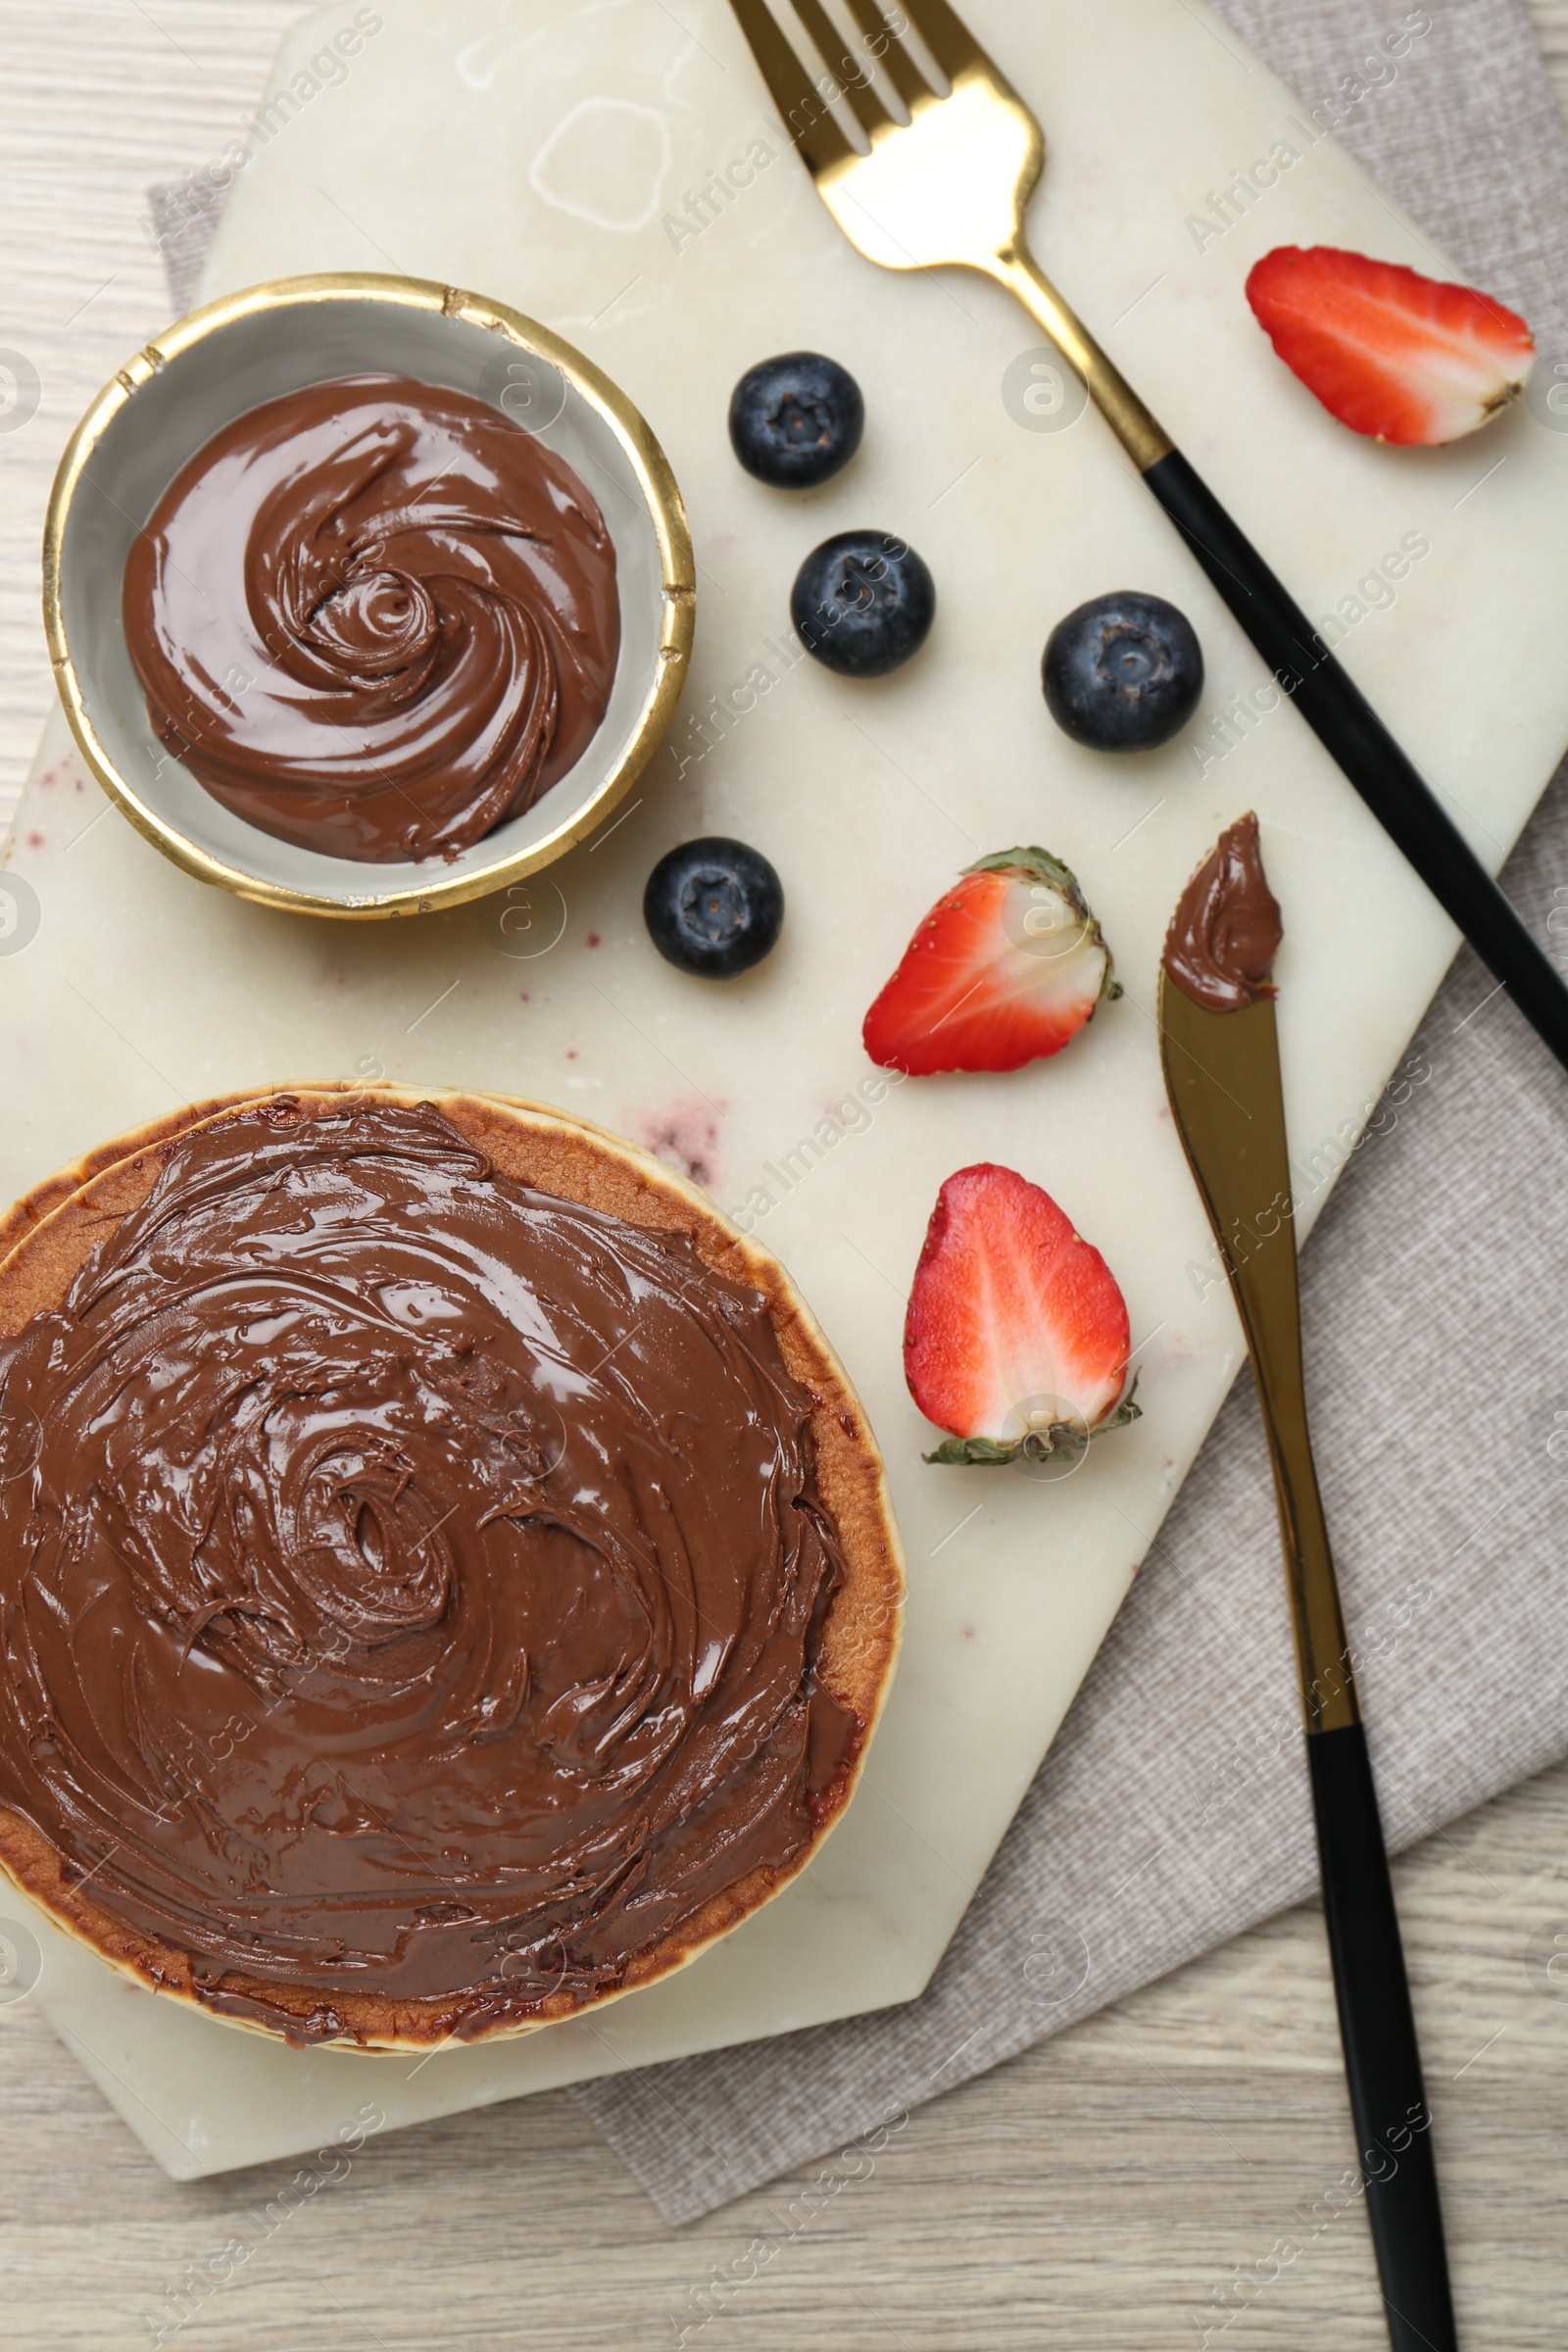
(43, 272, 695, 920)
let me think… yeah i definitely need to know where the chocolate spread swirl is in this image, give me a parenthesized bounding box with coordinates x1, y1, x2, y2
(122, 374, 620, 864)
(0, 1098, 856, 2040)
(1162, 811, 1283, 1012)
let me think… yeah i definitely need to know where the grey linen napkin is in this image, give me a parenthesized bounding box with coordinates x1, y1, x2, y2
(570, 0, 1568, 2220)
(151, 0, 1568, 2225)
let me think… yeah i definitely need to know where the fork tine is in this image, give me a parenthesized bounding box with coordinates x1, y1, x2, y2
(891, 0, 981, 81)
(841, 0, 931, 110)
(726, 0, 857, 175)
(790, 0, 896, 138)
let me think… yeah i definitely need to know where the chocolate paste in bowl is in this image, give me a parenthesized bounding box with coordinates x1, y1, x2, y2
(122, 374, 620, 864)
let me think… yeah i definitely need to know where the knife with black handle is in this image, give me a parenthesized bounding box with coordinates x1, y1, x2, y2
(1159, 879, 1457, 2352)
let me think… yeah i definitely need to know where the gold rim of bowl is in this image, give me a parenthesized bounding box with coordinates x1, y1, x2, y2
(41, 270, 697, 922)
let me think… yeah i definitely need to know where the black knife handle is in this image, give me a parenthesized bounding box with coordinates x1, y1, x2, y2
(1308, 1722, 1458, 2351)
(1143, 448, 1568, 1078)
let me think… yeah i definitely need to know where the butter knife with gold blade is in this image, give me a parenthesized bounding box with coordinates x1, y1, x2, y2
(1157, 815, 1457, 2352)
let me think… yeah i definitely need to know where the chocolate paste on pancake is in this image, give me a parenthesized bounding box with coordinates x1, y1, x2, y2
(122, 374, 620, 864)
(0, 1097, 857, 2040)
(1161, 810, 1284, 1013)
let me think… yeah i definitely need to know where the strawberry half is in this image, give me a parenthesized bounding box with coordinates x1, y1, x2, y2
(863, 848, 1118, 1077)
(905, 1163, 1139, 1468)
(1246, 244, 1534, 446)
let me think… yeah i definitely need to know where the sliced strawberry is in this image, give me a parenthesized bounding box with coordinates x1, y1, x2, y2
(863, 848, 1118, 1077)
(905, 1163, 1138, 1468)
(1246, 245, 1534, 446)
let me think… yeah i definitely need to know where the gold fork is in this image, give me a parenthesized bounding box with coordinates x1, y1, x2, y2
(726, 0, 1568, 1081)
(733, 0, 1169, 466)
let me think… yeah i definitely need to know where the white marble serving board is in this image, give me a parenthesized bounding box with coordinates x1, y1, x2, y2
(5, 0, 1568, 2181)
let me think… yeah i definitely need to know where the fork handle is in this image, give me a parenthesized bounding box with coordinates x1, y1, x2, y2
(999, 250, 1175, 470)
(1309, 1723, 1458, 2352)
(1139, 447, 1568, 1072)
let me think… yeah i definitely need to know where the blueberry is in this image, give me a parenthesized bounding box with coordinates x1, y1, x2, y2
(643, 838, 784, 978)
(1042, 591, 1203, 753)
(791, 531, 936, 679)
(728, 352, 864, 489)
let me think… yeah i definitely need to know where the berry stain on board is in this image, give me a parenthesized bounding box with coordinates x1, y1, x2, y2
(638, 1099, 724, 1191)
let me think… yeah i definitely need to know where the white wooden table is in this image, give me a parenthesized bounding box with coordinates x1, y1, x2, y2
(3, 9, 1568, 2345)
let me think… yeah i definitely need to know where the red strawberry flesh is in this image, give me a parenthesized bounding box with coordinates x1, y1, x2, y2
(905, 1163, 1131, 1445)
(1246, 244, 1534, 446)
(863, 849, 1115, 1077)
